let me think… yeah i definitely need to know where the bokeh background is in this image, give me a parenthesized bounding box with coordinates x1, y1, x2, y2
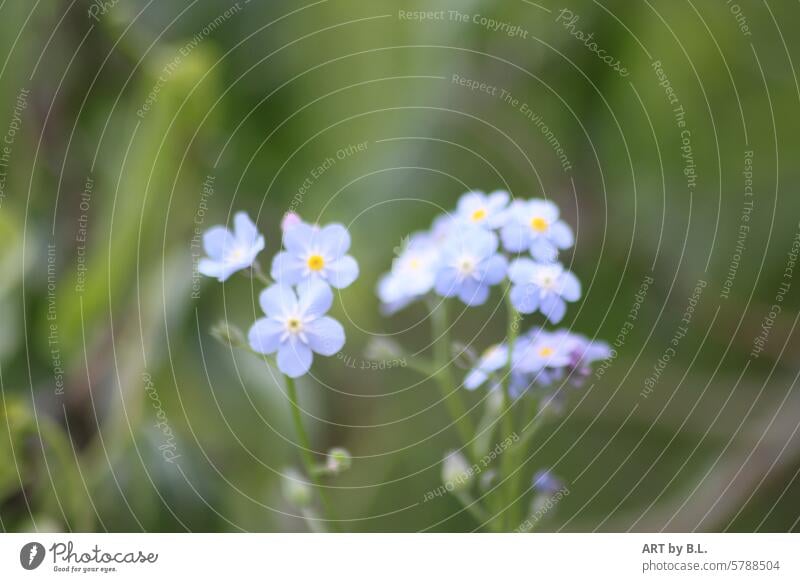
(1, 0, 800, 532)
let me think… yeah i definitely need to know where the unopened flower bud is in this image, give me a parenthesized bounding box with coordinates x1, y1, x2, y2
(281, 212, 301, 231)
(281, 468, 313, 508)
(326, 447, 352, 474)
(441, 451, 473, 493)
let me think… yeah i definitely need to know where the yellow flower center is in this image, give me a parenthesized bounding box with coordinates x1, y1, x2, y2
(471, 208, 487, 222)
(538, 346, 554, 357)
(409, 258, 421, 270)
(307, 254, 325, 271)
(286, 317, 303, 332)
(530, 216, 549, 232)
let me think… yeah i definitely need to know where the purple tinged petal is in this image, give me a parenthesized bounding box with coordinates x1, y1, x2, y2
(247, 318, 283, 354)
(271, 251, 305, 285)
(458, 280, 489, 306)
(560, 271, 581, 302)
(297, 279, 333, 318)
(540, 295, 566, 324)
(326, 255, 359, 288)
(283, 222, 315, 252)
(305, 316, 345, 356)
(259, 285, 298, 317)
(203, 226, 235, 260)
(482, 254, 508, 284)
(434, 268, 460, 297)
(510, 283, 540, 314)
(318, 223, 351, 257)
(277, 342, 313, 378)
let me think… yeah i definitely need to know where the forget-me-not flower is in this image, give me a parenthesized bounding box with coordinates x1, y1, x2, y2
(377, 232, 440, 314)
(500, 199, 574, 261)
(271, 221, 359, 289)
(455, 190, 510, 229)
(508, 258, 581, 323)
(248, 280, 345, 378)
(434, 227, 507, 306)
(198, 211, 265, 282)
(464, 343, 508, 390)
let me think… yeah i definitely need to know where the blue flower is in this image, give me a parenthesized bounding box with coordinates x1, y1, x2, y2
(271, 221, 359, 289)
(508, 259, 581, 323)
(377, 232, 440, 314)
(434, 228, 507, 306)
(532, 470, 563, 494)
(248, 281, 345, 378)
(500, 199, 574, 261)
(455, 190, 510, 229)
(464, 343, 508, 390)
(198, 211, 265, 281)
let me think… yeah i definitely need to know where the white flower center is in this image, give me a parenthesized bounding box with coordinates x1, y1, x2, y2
(456, 255, 476, 276)
(281, 315, 309, 343)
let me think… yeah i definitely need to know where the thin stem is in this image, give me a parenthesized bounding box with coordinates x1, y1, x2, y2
(284, 376, 338, 532)
(251, 260, 272, 286)
(500, 290, 520, 531)
(430, 299, 476, 458)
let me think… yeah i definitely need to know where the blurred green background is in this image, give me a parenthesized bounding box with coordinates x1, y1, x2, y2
(1, 0, 799, 532)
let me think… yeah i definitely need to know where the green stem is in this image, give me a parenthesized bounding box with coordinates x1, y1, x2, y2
(505, 401, 543, 531)
(430, 299, 476, 458)
(251, 260, 272, 286)
(500, 290, 520, 531)
(284, 376, 338, 532)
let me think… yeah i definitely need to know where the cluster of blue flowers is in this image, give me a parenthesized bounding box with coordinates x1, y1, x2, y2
(199, 211, 357, 378)
(376, 190, 610, 398)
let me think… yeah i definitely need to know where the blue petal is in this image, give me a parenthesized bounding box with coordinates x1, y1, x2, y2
(298, 279, 333, 318)
(501, 222, 529, 253)
(271, 251, 304, 285)
(318, 223, 351, 258)
(464, 369, 487, 390)
(487, 190, 509, 208)
(550, 220, 574, 249)
(203, 226, 235, 260)
(434, 268, 460, 297)
(465, 228, 498, 257)
(277, 342, 313, 378)
(259, 285, 298, 317)
(528, 199, 559, 222)
(283, 222, 315, 252)
(458, 280, 489, 306)
(234, 212, 260, 246)
(326, 255, 359, 288)
(305, 316, 345, 356)
(560, 271, 581, 301)
(530, 239, 558, 262)
(247, 318, 283, 354)
(510, 283, 539, 314)
(198, 258, 237, 282)
(540, 295, 566, 324)
(481, 254, 508, 285)
(508, 258, 536, 284)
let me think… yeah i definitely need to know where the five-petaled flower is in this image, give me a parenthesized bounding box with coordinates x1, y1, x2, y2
(508, 258, 581, 324)
(198, 211, 265, 282)
(248, 281, 345, 378)
(434, 227, 508, 306)
(377, 232, 440, 314)
(455, 190, 510, 229)
(501, 199, 574, 261)
(271, 221, 359, 289)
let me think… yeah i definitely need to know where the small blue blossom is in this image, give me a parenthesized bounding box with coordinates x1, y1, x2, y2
(508, 259, 581, 324)
(271, 220, 359, 289)
(455, 190, 510, 229)
(198, 211, 265, 282)
(248, 280, 345, 378)
(532, 470, 563, 494)
(434, 228, 508, 306)
(500, 199, 574, 261)
(464, 343, 508, 390)
(377, 232, 440, 315)
(514, 329, 574, 374)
